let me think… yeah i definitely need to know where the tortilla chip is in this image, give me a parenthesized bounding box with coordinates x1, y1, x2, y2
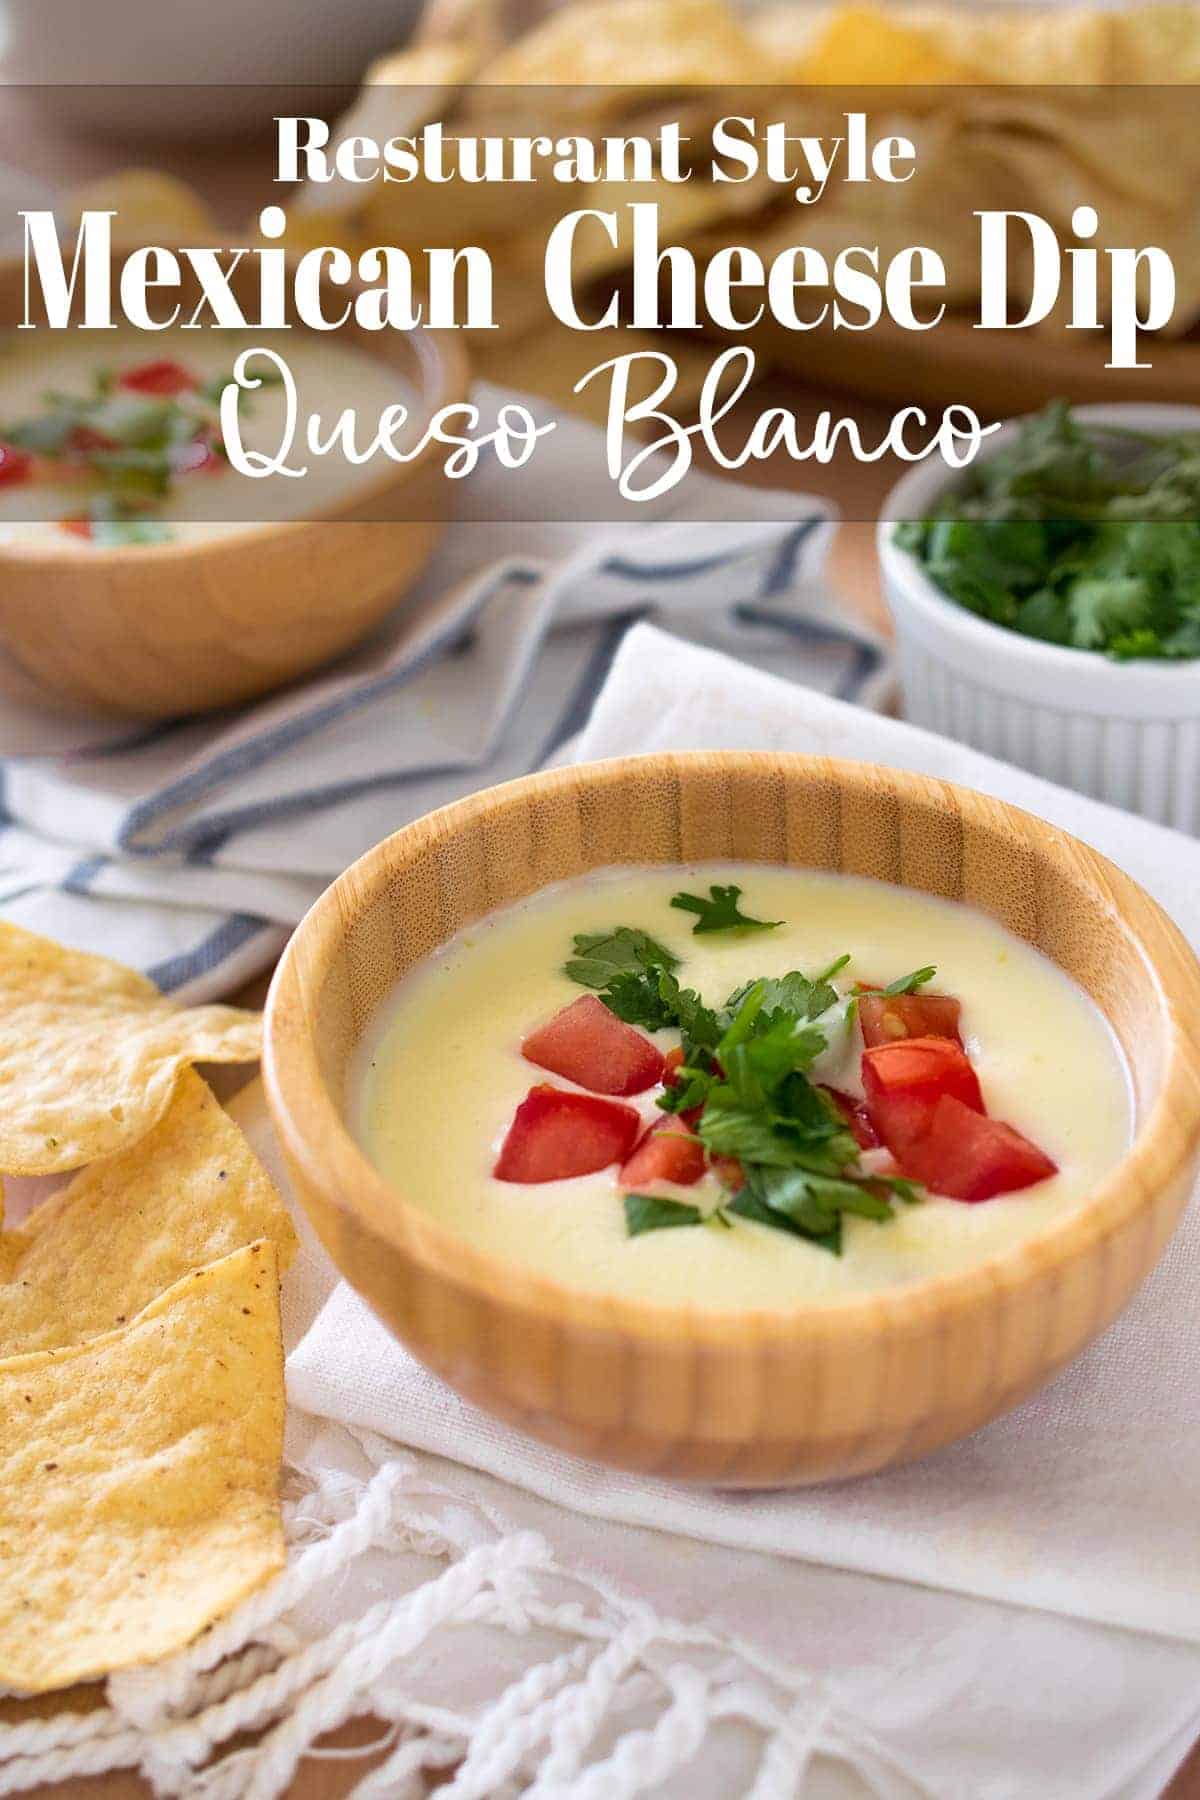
(472, 322, 716, 424)
(756, 2, 1124, 85)
(1106, 4, 1200, 85)
(66, 170, 219, 243)
(956, 88, 1198, 214)
(783, 6, 964, 85)
(0, 1241, 284, 1694)
(0, 1070, 296, 1358)
(473, 0, 770, 91)
(0, 922, 261, 1174)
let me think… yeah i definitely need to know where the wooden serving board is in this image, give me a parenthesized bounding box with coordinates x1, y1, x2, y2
(751, 310, 1200, 414)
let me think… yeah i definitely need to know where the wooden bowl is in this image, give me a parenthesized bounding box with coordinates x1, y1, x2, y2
(264, 752, 1200, 1486)
(0, 253, 469, 718)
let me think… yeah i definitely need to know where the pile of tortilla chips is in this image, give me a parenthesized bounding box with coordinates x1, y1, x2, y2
(0, 921, 295, 1695)
(78, 2, 1200, 418)
(281, 0, 1200, 415)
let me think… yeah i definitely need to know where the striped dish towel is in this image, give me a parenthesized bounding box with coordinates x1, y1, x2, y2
(0, 387, 891, 999)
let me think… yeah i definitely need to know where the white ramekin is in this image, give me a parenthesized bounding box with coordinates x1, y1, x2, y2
(879, 405, 1200, 834)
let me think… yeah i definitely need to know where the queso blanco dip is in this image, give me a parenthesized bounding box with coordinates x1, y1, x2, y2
(0, 327, 407, 545)
(355, 864, 1132, 1311)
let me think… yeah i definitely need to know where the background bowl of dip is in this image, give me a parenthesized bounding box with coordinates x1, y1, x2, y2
(263, 751, 1200, 1487)
(0, 249, 468, 719)
(879, 404, 1200, 834)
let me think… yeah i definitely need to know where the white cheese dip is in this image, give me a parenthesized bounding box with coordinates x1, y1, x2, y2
(0, 327, 410, 542)
(355, 864, 1133, 1310)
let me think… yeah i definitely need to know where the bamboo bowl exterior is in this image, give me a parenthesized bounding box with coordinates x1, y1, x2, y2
(264, 752, 1200, 1486)
(0, 253, 468, 718)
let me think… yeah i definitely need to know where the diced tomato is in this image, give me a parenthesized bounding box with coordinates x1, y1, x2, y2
(66, 424, 117, 455)
(901, 1095, 1057, 1202)
(119, 359, 197, 397)
(710, 1155, 745, 1193)
(59, 517, 92, 540)
(0, 443, 32, 486)
(820, 1084, 880, 1150)
(859, 992, 962, 1048)
(171, 435, 220, 475)
(620, 1117, 706, 1189)
(861, 1036, 984, 1160)
(522, 993, 664, 1096)
(494, 1084, 640, 1183)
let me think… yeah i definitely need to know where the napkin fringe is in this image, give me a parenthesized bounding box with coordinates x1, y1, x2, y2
(0, 1441, 937, 1800)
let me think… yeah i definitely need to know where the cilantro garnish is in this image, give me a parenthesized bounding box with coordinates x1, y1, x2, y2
(200, 367, 284, 407)
(0, 362, 280, 541)
(726, 964, 845, 1026)
(667, 977, 913, 1252)
(896, 401, 1200, 662)
(670, 884, 781, 935)
(563, 927, 678, 991)
(727, 1167, 915, 1255)
(881, 966, 936, 996)
(624, 1193, 704, 1237)
(561, 916, 924, 1252)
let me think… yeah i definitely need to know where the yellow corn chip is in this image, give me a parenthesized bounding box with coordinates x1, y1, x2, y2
(472, 323, 716, 425)
(1106, 3, 1200, 85)
(0, 1241, 285, 1694)
(782, 5, 963, 85)
(66, 170, 219, 243)
(0, 921, 262, 1174)
(474, 0, 770, 91)
(0, 1069, 296, 1358)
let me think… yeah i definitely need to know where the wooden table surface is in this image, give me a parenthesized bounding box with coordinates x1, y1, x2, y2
(2, 88, 1196, 1800)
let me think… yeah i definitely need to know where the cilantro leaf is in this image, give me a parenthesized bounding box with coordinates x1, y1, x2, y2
(726, 1183, 833, 1247)
(564, 927, 678, 991)
(624, 1193, 704, 1237)
(883, 1175, 924, 1205)
(728, 1165, 908, 1256)
(600, 969, 679, 1032)
(201, 367, 285, 408)
(882, 965, 936, 997)
(718, 1013, 827, 1102)
(726, 965, 846, 1025)
(656, 1059, 716, 1117)
(670, 885, 781, 935)
(659, 972, 723, 1059)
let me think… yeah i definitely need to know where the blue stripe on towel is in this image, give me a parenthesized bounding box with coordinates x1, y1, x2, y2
(602, 548, 740, 582)
(176, 761, 493, 862)
(172, 612, 648, 857)
(733, 604, 884, 704)
(115, 569, 536, 854)
(62, 854, 108, 895)
(136, 528, 860, 859)
(537, 608, 650, 765)
(146, 913, 267, 993)
(762, 518, 823, 597)
(600, 516, 824, 588)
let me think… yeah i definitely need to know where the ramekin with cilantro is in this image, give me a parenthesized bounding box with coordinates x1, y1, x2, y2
(879, 403, 1200, 835)
(895, 402, 1200, 661)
